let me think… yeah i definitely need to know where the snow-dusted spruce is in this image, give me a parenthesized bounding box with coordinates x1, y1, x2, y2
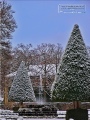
(8, 61, 36, 102)
(51, 24, 90, 102)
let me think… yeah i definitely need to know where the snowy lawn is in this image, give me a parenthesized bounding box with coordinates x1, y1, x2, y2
(23, 118, 65, 120)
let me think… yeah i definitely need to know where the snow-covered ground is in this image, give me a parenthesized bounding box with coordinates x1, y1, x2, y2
(23, 118, 64, 120)
(0, 109, 61, 120)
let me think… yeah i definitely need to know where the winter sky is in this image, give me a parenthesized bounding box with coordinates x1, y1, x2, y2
(7, 0, 90, 49)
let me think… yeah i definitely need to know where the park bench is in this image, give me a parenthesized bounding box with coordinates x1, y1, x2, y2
(19, 111, 57, 117)
(18, 106, 57, 118)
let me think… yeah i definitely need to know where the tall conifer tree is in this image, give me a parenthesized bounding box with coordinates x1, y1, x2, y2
(51, 24, 90, 103)
(8, 61, 36, 102)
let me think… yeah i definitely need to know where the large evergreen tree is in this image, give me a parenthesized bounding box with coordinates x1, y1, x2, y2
(51, 24, 90, 102)
(8, 61, 36, 102)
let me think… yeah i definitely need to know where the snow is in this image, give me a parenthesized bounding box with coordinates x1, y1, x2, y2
(17, 118, 62, 120)
(17, 116, 23, 120)
(29, 64, 56, 76)
(51, 24, 90, 101)
(8, 61, 36, 102)
(6, 71, 17, 77)
(0, 109, 19, 120)
(6, 64, 57, 77)
(0, 97, 3, 101)
(0, 108, 59, 120)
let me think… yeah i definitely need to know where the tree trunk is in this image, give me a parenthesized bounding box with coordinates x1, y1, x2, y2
(73, 101, 81, 109)
(19, 102, 23, 108)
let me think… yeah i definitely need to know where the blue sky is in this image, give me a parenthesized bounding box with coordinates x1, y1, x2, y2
(8, 0, 90, 49)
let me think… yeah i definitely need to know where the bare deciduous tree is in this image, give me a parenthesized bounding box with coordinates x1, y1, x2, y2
(31, 43, 63, 102)
(10, 43, 32, 72)
(10, 43, 63, 102)
(0, 0, 17, 97)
